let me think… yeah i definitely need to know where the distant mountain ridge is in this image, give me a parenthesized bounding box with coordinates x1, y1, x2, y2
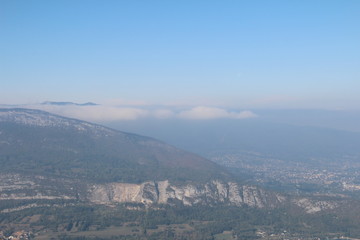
(0, 108, 112, 135)
(41, 101, 97, 106)
(0, 108, 229, 184)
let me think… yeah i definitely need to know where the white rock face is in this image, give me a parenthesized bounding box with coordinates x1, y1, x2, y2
(0, 173, 343, 214)
(293, 198, 338, 214)
(242, 185, 264, 207)
(88, 180, 286, 208)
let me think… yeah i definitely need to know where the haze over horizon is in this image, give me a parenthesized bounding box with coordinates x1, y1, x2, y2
(1, 1, 359, 111)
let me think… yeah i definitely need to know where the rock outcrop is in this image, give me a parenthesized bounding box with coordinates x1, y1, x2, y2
(0, 173, 347, 215)
(292, 197, 339, 214)
(89, 180, 285, 208)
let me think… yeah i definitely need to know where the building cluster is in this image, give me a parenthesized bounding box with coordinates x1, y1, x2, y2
(213, 152, 360, 194)
(0, 231, 32, 240)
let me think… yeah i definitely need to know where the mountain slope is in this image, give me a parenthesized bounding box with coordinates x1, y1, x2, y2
(2, 109, 360, 239)
(0, 108, 283, 210)
(0, 108, 229, 183)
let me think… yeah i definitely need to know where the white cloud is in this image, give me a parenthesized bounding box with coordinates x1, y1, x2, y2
(235, 110, 258, 119)
(178, 106, 257, 120)
(21, 103, 256, 122)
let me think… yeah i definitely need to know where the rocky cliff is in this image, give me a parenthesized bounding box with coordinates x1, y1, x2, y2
(89, 180, 286, 208)
(0, 173, 347, 215)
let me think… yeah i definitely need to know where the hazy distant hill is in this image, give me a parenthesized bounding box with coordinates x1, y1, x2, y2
(107, 118, 360, 163)
(0, 108, 229, 183)
(41, 101, 98, 106)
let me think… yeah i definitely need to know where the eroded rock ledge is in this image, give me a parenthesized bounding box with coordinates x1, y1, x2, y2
(89, 180, 286, 208)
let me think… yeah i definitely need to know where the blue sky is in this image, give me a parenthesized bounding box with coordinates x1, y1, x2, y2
(1, 0, 359, 109)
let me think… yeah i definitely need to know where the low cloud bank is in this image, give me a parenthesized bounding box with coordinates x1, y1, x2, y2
(19, 103, 257, 122)
(178, 106, 257, 120)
